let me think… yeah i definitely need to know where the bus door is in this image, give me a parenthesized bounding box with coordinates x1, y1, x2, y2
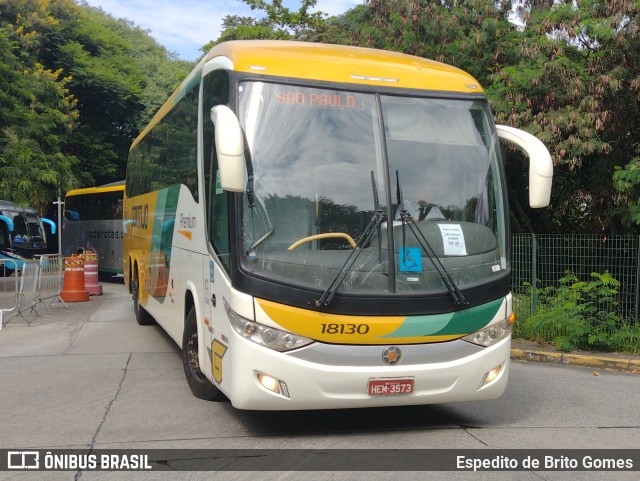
(203, 257, 228, 387)
(202, 182, 233, 388)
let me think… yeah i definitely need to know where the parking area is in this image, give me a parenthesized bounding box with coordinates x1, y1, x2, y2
(0, 280, 188, 449)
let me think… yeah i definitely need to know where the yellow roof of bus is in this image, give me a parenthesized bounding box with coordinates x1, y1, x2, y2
(205, 40, 483, 93)
(65, 182, 125, 198)
(132, 41, 484, 150)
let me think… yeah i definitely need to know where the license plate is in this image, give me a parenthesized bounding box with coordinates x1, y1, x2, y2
(368, 378, 414, 396)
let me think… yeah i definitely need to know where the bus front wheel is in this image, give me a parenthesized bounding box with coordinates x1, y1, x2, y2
(182, 307, 226, 401)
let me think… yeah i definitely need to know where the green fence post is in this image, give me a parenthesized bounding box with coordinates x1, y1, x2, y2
(531, 233, 537, 316)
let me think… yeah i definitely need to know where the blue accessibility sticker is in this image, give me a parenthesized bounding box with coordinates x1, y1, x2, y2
(398, 247, 422, 272)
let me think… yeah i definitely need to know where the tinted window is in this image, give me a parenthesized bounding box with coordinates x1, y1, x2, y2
(127, 82, 199, 200)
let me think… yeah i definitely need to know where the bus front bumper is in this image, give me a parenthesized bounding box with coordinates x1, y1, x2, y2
(220, 334, 512, 411)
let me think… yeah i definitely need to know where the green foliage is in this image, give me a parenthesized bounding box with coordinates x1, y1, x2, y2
(515, 271, 640, 353)
(202, 0, 326, 52)
(0, 25, 79, 212)
(243, 0, 328, 37)
(314, 0, 640, 235)
(82, 6, 192, 127)
(202, 0, 328, 50)
(1, 0, 640, 237)
(492, 0, 640, 234)
(613, 158, 640, 229)
(0, 0, 190, 208)
(203, 22, 291, 51)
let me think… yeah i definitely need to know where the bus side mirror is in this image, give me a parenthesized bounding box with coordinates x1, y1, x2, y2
(41, 217, 56, 235)
(0, 215, 14, 232)
(210, 105, 247, 192)
(496, 125, 553, 208)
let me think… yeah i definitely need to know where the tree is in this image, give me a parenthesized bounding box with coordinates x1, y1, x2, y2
(319, 1, 516, 83)
(613, 159, 640, 230)
(243, 0, 328, 38)
(0, 25, 79, 212)
(82, 6, 192, 129)
(1, 0, 191, 194)
(202, 0, 329, 52)
(494, 0, 640, 233)
(324, 0, 640, 234)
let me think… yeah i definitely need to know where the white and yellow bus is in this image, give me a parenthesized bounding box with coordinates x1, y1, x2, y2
(124, 40, 552, 410)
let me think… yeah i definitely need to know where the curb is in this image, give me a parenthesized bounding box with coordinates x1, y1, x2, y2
(511, 348, 640, 373)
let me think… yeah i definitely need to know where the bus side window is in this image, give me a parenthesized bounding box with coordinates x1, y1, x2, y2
(0, 224, 7, 248)
(202, 69, 231, 271)
(13, 215, 26, 242)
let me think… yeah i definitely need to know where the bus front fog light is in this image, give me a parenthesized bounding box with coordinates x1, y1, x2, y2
(258, 373, 279, 393)
(257, 374, 290, 398)
(481, 365, 503, 387)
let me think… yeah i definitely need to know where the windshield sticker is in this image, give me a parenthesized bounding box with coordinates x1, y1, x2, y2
(399, 247, 422, 272)
(438, 224, 467, 256)
(215, 171, 223, 194)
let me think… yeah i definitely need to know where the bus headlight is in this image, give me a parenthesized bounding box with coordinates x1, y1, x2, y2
(225, 301, 314, 352)
(462, 318, 513, 347)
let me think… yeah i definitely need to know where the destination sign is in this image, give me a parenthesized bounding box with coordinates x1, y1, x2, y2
(276, 92, 357, 108)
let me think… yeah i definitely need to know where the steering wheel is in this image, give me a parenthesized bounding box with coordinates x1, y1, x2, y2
(288, 233, 357, 250)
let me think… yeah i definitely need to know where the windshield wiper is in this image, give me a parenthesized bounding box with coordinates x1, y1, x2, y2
(311, 209, 385, 308)
(312, 171, 385, 308)
(396, 171, 468, 306)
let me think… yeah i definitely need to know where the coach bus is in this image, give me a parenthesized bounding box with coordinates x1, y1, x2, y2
(63, 181, 124, 276)
(124, 40, 553, 410)
(0, 200, 55, 276)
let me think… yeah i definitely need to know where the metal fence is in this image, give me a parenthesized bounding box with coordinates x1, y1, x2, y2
(1, 259, 20, 330)
(511, 234, 640, 323)
(0, 255, 66, 329)
(36, 254, 66, 314)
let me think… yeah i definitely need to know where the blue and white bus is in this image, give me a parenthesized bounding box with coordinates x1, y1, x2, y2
(0, 200, 55, 276)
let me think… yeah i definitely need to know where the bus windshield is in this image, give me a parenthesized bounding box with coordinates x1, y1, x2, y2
(64, 190, 123, 221)
(237, 81, 508, 297)
(12, 212, 46, 246)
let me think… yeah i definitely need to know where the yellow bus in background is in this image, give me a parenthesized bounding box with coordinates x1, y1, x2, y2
(63, 181, 125, 276)
(124, 40, 552, 410)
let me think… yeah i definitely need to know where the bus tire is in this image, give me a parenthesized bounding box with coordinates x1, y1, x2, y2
(182, 307, 225, 401)
(132, 269, 155, 325)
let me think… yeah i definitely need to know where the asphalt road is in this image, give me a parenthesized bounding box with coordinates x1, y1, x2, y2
(0, 280, 638, 480)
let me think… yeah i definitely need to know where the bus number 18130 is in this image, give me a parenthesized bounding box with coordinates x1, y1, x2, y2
(320, 323, 370, 335)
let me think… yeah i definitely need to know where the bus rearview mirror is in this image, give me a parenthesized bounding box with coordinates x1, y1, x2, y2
(496, 125, 553, 208)
(41, 217, 56, 235)
(210, 105, 247, 192)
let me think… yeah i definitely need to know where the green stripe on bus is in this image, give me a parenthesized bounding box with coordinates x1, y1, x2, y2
(381, 298, 503, 338)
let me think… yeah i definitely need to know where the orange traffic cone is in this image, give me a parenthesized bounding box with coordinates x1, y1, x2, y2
(81, 249, 103, 296)
(60, 254, 90, 302)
